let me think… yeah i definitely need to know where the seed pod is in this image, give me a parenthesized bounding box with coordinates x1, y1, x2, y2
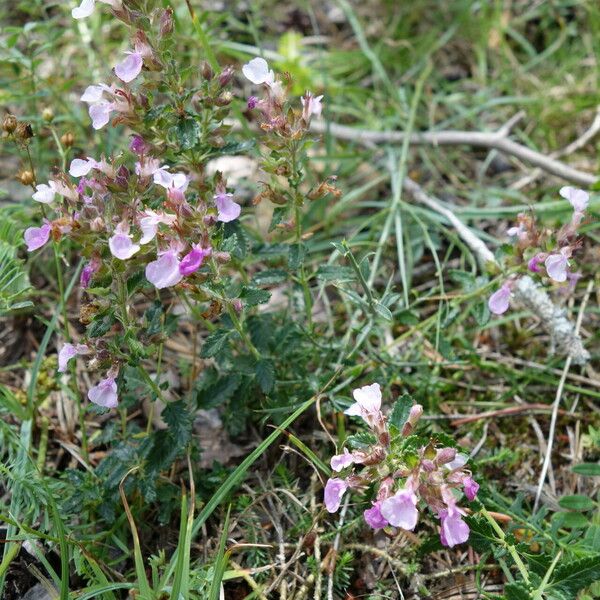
(61, 132, 75, 148)
(15, 122, 34, 141)
(2, 114, 18, 134)
(200, 61, 214, 80)
(42, 107, 54, 123)
(215, 91, 233, 106)
(18, 170, 35, 186)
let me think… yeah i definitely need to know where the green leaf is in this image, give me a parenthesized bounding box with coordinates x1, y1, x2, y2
(162, 401, 193, 448)
(472, 300, 490, 326)
(558, 495, 596, 511)
(201, 329, 230, 358)
(252, 269, 287, 285)
(315, 265, 356, 282)
(255, 359, 275, 394)
(572, 463, 600, 477)
(346, 431, 377, 450)
(373, 301, 393, 322)
(389, 393, 414, 432)
(288, 242, 306, 270)
(240, 286, 271, 307)
(173, 117, 200, 150)
(549, 555, 600, 597)
(552, 511, 589, 529)
(504, 582, 533, 600)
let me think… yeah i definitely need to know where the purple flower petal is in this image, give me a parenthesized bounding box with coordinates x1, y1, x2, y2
(215, 192, 241, 223)
(545, 253, 569, 283)
(32, 183, 55, 204)
(463, 476, 479, 502)
(89, 102, 113, 130)
(560, 186, 589, 212)
(324, 478, 348, 513)
(179, 245, 211, 276)
(488, 284, 511, 315)
(440, 509, 470, 548)
(330, 448, 355, 472)
(24, 223, 51, 252)
(364, 501, 389, 529)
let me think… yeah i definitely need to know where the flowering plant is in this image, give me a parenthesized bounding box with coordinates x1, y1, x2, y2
(325, 383, 479, 548)
(488, 186, 590, 315)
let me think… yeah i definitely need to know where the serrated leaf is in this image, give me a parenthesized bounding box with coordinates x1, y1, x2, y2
(173, 117, 200, 150)
(504, 582, 533, 600)
(389, 393, 413, 432)
(288, 242, 305, 270)
(200, 329, 230, 358)
(240, 286, 271, 307)
(550, 555, 600, 597)
(255, 359, 275, 394)
(162, 400, 193, 448)
(346, 431, 377, 450)
(252, 269, 287, 285)
(551, 511, 589, 528)
(315, 265, 356, 282)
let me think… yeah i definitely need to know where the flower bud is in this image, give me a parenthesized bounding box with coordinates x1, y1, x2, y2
(15, 122, 34, 141)
(61, 132, 75, 148)
(214, 251, 230, 264)
(42, 107, 54, 123)
(159, 7, 173, 36)
(435, 447, 457, 465)
(2, 114, 18, 134)
(218, 66, 234, 87)
(215, 91, 233, 106)
(18, 170, 35, 186)
(201, 61, 214, 80)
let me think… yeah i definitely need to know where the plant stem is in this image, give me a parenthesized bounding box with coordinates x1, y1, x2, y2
(227, 303, 260, 360)
(480, 505, 530, 585)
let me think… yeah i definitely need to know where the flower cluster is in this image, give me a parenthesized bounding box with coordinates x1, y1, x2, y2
(23, 3, 264, 409)
(324, 383, 479, 548)
(488, 186, 590, 315)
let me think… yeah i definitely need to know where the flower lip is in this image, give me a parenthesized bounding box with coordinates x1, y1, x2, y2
(560, 186, 589, 212)
(324, 478, 348, 513)
(242, 57, 275, 85)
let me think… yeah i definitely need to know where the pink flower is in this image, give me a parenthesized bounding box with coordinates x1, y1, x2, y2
(364, 501, 388, 529)
(129, 134, 148, 155)
(462, 476, 479, 501)
(69, 157, 97, 178)
(445, 453, 469, 471)
(439, 507, 469, 548)
(324, 478, 348, 513)
(545, 249, 570, 283)
(138, 210, 177, 245)
(301, 92, 323, 120)
(88, 376, 118, 408)
(115, 51, 143, 83)
(488, 283, 511, 315)
(80, 84, 126, 130)
(344, 382, 383, 428)
(80, 257, 101, 289)
(109, 224, 140, 260)
(88, 103, 113, 130)
(153, 167, 189, 193)
(24, 223, 51, 252)
(380, 488, 419, 530)
(330, 448, 355, 472)
(145, 250, 183, 289)
(242, 57, 274, 85)
(560, 186, 589, 212)
(215, 192, 241, 223)
(32, 183, 55, 204)
(528, 254, 544, 273)
(179, 244, 211, 276)
(58, 343, 90, 373)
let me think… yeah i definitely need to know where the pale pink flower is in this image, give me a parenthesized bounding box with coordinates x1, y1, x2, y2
(24, 223, 51, 252)
(215, 192, 241, 222)
(380, 488, 419, 530)
(488, 283, 511, 315)
(69, 157, 97, 178)
(545, 249, 570, 283)
(115, 51, 143, 83)
(330, 448, 355, 472)
(153, 167, 189, 192)
(138, 210, 177, 245)
(324, 478, 348, 513)
(72, 0, 121, 19)
(528, 254, 544, 273)
(32, 183, 55, 204)
(242, 57, 274, 85)
(301, 92, 323, 120)
(560, 186, 589, 212)
(364, 501, 388, 529)
(88, 376, 118, 408)
(89, 103, 113, 130)
(58, 343, 90, 373)
(108, 224, 140, 260)
(439, 507, 469, 547)
(145, 250, 183, 289)
(344, 382, 383, 428)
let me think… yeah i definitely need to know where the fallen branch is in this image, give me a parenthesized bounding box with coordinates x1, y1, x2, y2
(402, 177, 590, 365)
(311, 119, 598, 185)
